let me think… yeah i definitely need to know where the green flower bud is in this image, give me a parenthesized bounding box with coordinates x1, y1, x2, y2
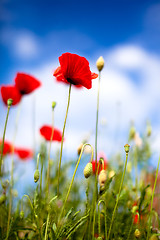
(124, 144, 130, 153)
(131, 205, 138, 214)
(7, 98, 13, 107)
(149, 235, 158, 240)
(134, 229, 141, 238)
(0, 194, 6, 205)
(2, 179, 9, 189)
(34, 169, 39, 183)
(52, 101, 56, 109)
(20, 210, 24, 219)
(84, 162, 92, 178)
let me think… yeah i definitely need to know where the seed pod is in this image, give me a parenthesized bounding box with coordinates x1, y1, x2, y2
(0, 194, 6, 205)
(96, 56, 104, 72)
(124, 144, 130, 153)
(98, 170, 107, 186)
(20, 210, 24, 219)
(134, 229, 141, 238)
(84, 162, 92, 178)
(34, 169, 39, 183)
(7, 98, 13, 107)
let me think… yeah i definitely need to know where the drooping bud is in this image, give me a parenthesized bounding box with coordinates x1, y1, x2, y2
(98, 170, 107, 187)
(52, 101, 56, 109)
(134, 229, 141, 238)
(124, 144, 130, 153)
(0, 194, 6, 205)
(96, 56, 104, 72)
(20, 210, 24, 219)
(7, 98, 13, 107)
(84, 162, 92, 178)
(34, 169, 39, 183)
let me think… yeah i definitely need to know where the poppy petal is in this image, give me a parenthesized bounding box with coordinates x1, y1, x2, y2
(40, 125, 63, 142)
(15, 73, 41, 95)
(1, 85, 22, 106)
(0, 140, 12, 155)
(14, 147, 33, 160)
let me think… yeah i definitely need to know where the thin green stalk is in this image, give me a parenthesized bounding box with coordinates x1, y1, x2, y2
(126, 218, 134, 240)
(59, 143, 93, 221)
(40, 154, 44, 197)
(44, 213, 50, 240)
(6, 102, 21, 240)
(98, 200, 105, 237)
(146, 155, 160, 240)
(57, 83, 71, 196)
(47, 108, 54, 197)
(134, 146, 138, 197)
(0, 103, 12, 176)
(107, 150, 129, 239)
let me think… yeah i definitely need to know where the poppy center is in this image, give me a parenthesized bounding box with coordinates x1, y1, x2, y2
(67, 78, 77, 85)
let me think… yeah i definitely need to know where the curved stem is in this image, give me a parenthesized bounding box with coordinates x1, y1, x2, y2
(57, 83, 72, 196)
(47, 108, 54, 197)
(107, 152, 129, 239)
(98, 200, 105, 237)
(0, 105, 11, 176)
(21, 194, 34, 210)
(146, 155, 160, 240)
(59, 143, 93, 221)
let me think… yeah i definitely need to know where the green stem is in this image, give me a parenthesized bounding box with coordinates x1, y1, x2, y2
(21, 194, 34, 210)
(47, 109, 54, 197)
(40, 155, 43, 197)
(146, 155, 160, 240)
(6, 102, 21, 239)
(44, 213, 50, 240)
(0, 105, 11, 176)
(57, 83, 71, 196)
(126, 218, 134, 240)
(59, 143, 93, 221)
(107, 152, 129, 239)
(134, 146, 138, 197)
(98, 200, 105, 237)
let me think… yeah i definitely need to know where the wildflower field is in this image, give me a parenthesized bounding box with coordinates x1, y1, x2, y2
(0, 53, 160, 240)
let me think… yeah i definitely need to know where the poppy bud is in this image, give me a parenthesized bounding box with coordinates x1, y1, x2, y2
(52, 101, 56, 109)
(20, 210, 24, 219)
(2, 179, 9, 189)
(7, 98, 13, 107)
(84, 162, 92, 178)
(131, 205, 138, 214)
(96, 56, 104, 72)
(77, 143, 83, 155)
(97, 237, 103, 240)
(98, 170, 107, 186)
(134, 229, 141, 238)
(0, 194, 6, 205)
(124, 144, 130, 153)
(147, 125, 152, 137)
(34, 169, 39, 183)
(109, 170, 115, 178)
(149, 235, 158, 240)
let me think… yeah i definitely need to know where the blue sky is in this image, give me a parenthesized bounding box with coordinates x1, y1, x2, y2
(0, 0, 160, 169)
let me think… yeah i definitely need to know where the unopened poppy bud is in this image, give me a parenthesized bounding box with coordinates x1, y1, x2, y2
(109, 170, 115, 178)
(149, 235, 158, 240)
(7, 98, 13, 107)
(147, 125, 152, 137)
(129, 125, 136, 140)
(84, 162, 92, 178)
(98, 170, 107, 186)
(131, 205, 138, 214)
(34, 169, 39, 183)
(96, 56, 104, 71)
(20, 210, 24, 219)
(52, 101, 56, 109)
(124, 144, 130, 153)
(134, 229, 141, 238)
(0, 194, 6, 205)
(2, 179, 9, 189)
(97, 237, 103, 240)
(77, 143, 83, 155)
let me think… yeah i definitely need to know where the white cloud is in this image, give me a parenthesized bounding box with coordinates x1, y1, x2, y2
(1, 45, 160, 159)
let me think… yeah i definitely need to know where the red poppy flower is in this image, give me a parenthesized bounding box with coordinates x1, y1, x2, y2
(14, 147, 33, 160)
(1, 85, 22, 106)
(53, 53, 98, 89)
(40, 125, 63, 142)
(15, 72, 41, 95)
(0, 140, 12, 155)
